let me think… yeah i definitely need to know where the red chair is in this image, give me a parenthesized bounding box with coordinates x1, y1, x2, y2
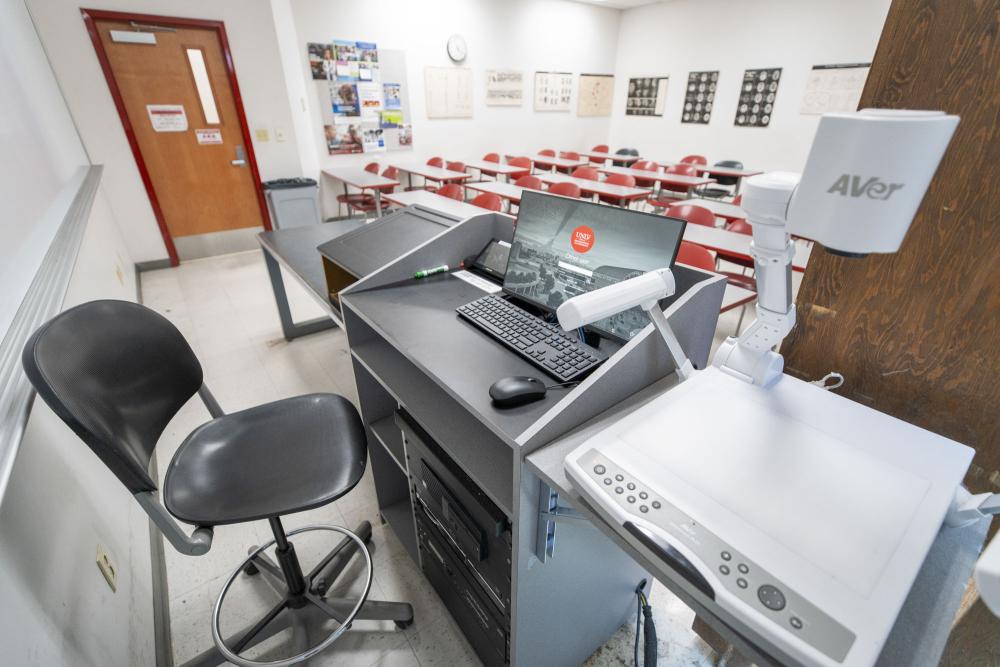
(427, 157, 444, 167)
(339, 166, 399, 215)
(508, 156, 533, 180)
(676, 242, 757, 332)
(632, 160, 660, 189)
(336, 162, 380, 215)
(476, 153, 502, 181)
(589, 144, 610, 163)
(647, 164, 699, 209)
(676, 241, 716, 271)
(437, 183, 465, 201)
(571, 166, 600, 181)
(446, 160, 466, 173)
(718, 218, 756, 271)
(726, 218, 751, 235)
(598, 173, 637, 206)
(539, 149, 556, 156)
(483, 153, 500, 163)
(406, 157, 445, 191)
(469, 192, 503, 212)
(680, 154, 708, 166)
(547, 182, 582, 198)
(557, 151, 581, 173)
(664, 203, 717, 228)
(514, 175, 543, 190)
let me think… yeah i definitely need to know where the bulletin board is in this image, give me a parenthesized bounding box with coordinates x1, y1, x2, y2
(682, 71, 717, 124)
(534, 71, 573, 112)
(735, 68, 781, 128)
(800, 63, 871, 115)
(424, 67, 473, 119)
(577, 74, 615, 117)
(308, 40, 413, 155)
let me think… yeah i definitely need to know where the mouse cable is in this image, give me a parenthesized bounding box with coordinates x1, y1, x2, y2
(544, 380, 580, 390)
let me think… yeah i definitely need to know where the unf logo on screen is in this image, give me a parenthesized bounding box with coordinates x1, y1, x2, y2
(571, 226, 595, 253)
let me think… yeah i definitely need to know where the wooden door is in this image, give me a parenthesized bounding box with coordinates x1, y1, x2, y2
(84, 11, 270, 264)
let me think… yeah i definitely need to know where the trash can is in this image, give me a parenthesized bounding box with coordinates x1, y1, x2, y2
(262, 178, 321, 229)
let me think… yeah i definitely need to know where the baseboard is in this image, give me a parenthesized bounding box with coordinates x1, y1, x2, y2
(136, 259, 173, 272)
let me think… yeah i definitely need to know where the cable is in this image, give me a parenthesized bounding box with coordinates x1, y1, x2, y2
(633, 581, 656, 666)
(543, 380, 580, 390)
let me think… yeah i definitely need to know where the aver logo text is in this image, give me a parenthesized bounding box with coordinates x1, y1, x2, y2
(827, 174, 904, 200)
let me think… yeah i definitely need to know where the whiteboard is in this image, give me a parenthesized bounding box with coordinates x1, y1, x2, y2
(0, 1, 90, 341)
(424, 66, 473, 119)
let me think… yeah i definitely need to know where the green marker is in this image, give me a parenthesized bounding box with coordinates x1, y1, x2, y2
(415, 264, 449, 279)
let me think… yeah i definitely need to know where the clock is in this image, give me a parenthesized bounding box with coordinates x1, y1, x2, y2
(446, 34, 467, 63)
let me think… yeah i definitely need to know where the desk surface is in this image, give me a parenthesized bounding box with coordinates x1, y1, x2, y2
(390, 162, 471, 181)
(464, 159, 525, 175)
(577, 150, 641, 164)
(322, 167, 399, 189)
(600, 165, 716, 187)
(525, 379, 989, 667)
(658, 162, 763, 178)
(382, 190, 503, 219)
(685, 224, 811, 271)
(465, 180, 530, 203)
(257, 220, 367, 304)
(538, 172, 649, 200)
(685, 198, 747, 220)
(519, 153, 590, 169)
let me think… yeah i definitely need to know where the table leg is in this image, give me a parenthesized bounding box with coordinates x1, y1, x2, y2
(342, 182, 349, 218)
(263, 250, 337, 341)
(733, 176, 744, 196)
(375, 190, 383, 217)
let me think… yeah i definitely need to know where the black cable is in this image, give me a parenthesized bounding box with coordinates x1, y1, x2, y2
(543, 380, 580, 390)
(633, 581, 657, 666)
(634, 591, 642, 667)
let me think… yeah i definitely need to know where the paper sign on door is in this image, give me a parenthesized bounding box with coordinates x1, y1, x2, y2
(195, 129, 223, 145)
(146, 104, 188, 132)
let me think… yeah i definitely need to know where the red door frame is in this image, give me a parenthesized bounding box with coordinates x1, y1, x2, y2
(81, 9, 273, 266)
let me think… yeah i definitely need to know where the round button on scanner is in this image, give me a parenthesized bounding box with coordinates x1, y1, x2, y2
(615, 474, 624, 482)
(594, 464, 606, 475)
(627, 482, 636, 490)
(639, 491, 648, 500)
(603, 478, 613, 486)
(639, 505, 649, 513)
(615, 486, 624, 494)
(757, 585, 786, 611)
(627, 496, 636, 504)
(737, 578, 748, 589)
(651, 501, 662, 509)
(790, 617, 803, 630)
(738, 564, 749, 574)
(719, 565, 730, 575)
(720, 551, 732, 561)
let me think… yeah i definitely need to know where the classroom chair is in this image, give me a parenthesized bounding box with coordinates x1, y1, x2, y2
(589, 144, 610, 163)
(717, 218, 756, 271)
(22, 301, 415, 667)
(556, 151, 581, 173)
(336, 162, 380, 217)
(631, 160, 660, 189)
(477, 153, 502, 181)
(699, 160, 744, 199)
(437, 183, 465, 201)
(675, 241, 757, 333)
(469, 192, 503, 212)
(547, 182, 582, 198)
(615, 147, 639, 157)
(598, 173, 637, 206)
(680, 154, 708, 166)
(508, 156, 533, 180)
(664, 203, 718, 228)
(514, 175, 543, 190)
(538, 148, 556, 157)
(647, 164, 699, 209)
(570, 166, 600, 181)
(342, 166, 399, 216)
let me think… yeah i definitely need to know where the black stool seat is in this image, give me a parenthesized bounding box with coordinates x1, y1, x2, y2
(164, 393, 366, 526)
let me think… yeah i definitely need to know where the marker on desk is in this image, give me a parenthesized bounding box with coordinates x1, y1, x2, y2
(415, 264, 449, 279)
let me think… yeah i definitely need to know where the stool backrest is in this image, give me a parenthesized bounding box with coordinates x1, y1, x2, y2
(22, 300, 203, 493)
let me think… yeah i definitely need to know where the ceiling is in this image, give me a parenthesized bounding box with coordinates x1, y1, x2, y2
(565, 0, 667, 10)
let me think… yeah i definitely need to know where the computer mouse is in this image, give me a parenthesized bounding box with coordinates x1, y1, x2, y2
(489, 376, 547, 408)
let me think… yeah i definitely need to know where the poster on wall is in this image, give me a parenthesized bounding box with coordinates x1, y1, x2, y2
(383, 83, 402, 109)
(325, 117, 363, 154)
(534, 71, 573, 112)
(735, 68, 781, 127)
(308, 42, 335, 80)
(800, 63, 870, 115)
(424, 67, 473, 119)
(331, 82, 360, 115)
(357, 82, 383, 120)
(682, 71, 717, 124)
(577, 74, 614, 117)
(334, 39, 358, 61)
(362, 121, 385, 153)
(485, 70, 523, 107)
(626, 77, 668, 117)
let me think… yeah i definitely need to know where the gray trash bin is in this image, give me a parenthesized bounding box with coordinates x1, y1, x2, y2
(263, 178, 321, 229)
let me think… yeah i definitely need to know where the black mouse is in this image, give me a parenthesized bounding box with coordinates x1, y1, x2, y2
(489, 376, 547, 408)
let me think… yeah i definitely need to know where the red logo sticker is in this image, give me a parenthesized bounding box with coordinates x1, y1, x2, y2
(570, 226, 595, 253)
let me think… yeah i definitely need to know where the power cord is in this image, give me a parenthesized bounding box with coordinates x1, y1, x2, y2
(634, 580, 656, 666)
(544, 380, 580, 390)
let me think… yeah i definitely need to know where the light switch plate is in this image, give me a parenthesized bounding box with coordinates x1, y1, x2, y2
(275, 127, 287, 142)
(254, 128, 270, 142)
(96, 544, 117, 592)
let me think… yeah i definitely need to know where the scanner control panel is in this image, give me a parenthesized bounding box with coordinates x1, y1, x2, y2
(577, 448, 856, 663)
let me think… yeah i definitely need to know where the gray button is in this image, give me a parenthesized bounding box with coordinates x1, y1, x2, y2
(757, 585, 786, 611)
(626, 495, 636, 504)
(594, 465, 606, 475)
(738, 564, 749, 574)
(615, 487, 624, 494)
(615, 474, 624, 482)
(651, 501, 661, 509)
(604, 478, 613, 485)
(790, 617, 803, 630)
(639, 492, 648, 500)
(719, 565, 730, 575)
(737, 578, 748, 589)
(627, 482, 636, 490)
(720, 551, 732, 561)
(639, 505, 648, 513)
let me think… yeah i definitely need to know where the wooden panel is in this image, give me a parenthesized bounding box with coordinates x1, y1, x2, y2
(782, 2, 999, 659)
(95, 19, 264, 237)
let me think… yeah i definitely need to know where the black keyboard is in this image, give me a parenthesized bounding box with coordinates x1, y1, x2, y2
(456, 294, 608, 382)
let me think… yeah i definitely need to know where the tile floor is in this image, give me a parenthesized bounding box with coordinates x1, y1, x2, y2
(142, 249, 775, 666)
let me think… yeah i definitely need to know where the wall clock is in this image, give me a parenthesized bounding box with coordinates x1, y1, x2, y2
(447, 34, 467, 63)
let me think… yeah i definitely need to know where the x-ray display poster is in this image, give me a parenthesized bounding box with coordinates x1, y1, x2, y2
(626, 77, 668, 117)
(800, 63, 870, 114)
(485, 70, 523, 106)
(534, 71, 573, 112)
(682, 71, 717, 124)
(735, 68, 781, 127)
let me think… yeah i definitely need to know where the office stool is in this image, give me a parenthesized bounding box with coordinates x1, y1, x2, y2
(22, 300, 413, 667)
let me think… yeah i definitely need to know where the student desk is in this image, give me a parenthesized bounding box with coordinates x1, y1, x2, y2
(599, 164, 716, 191)
(463, 159, 526, 182)
(391, 162, 471, 190)
(382, 189, 508, 220)
(684, 224, 812, 272)
(512, 153, 590, 172)
(658, 162, 763, 195)
(537, 172, 649, 206)
(465, 180, 531, 206)
(685, 197, 747, 222)
(322, 167, 399, 217)
(576, 150, 641, 165)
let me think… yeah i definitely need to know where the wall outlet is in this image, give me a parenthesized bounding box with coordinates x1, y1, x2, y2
(96, 544, 117, 592)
